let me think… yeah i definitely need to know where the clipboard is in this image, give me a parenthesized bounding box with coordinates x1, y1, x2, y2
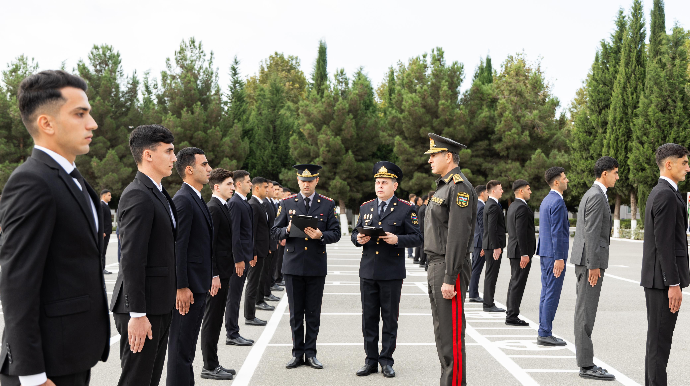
(289, 215, 319, 238)
(356, 226, 387, 237)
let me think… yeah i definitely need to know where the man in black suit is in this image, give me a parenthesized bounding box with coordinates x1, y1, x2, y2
(482, 180, 506, 312)
(351, 162, 422, 378)
(271, 182, 286, 291)
(272, 164, 341, 369)
(245, 177, 275, 327)
(259, 180, 281, 303)
(505, 180, 536, 326)
(642, 143, 690, 386)
(0, 70, 110, 386)
(226, 170, 255, 346)
(468, 185, 488, 303)
(200, 168, 236, 380)
(166, 147, 214, 386)
(101, 189, 114, 274)
(111, 124, 178, 386)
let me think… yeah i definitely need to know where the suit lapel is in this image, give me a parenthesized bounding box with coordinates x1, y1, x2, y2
(214, 197, 232, 226)
(185, 185, 212, 230)
(139, 172, 176, 233)
(379, 196, 398, 221)
(296, 194, 307, 215)
(307, 194, 320, 216)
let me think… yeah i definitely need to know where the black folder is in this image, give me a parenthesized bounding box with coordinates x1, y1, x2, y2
(289, 215, 319, 238)
(356, 226, 387, 237)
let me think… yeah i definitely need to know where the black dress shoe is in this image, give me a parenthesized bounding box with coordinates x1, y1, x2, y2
(226, 336, 253, 346)
(255, 302, 275, 311)
(580, 366, 616, 381)
(356, 363, 378, 376)
(505, 318, 529, 326)
(240, 335, 255, 343)
(306, 356, 323, 369)
(201, 366, 234, 380)
(483, 306, 505, 312)
(286, 356, 304, 369)
(537, 335, 567, 346)
(103, 269, 112, 274)
(270, 284, 284, 291)
(382, 364, 395, 378)
(265, 294, 281, 302)
(468, 297, 483, 303)
(245, 317, 267, 326)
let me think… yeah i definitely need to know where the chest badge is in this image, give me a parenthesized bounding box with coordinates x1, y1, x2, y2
(457, 192, 470, 208)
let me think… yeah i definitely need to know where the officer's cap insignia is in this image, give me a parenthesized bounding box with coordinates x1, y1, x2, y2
(457, 192, 470, 208)
(453, 174, 463, 184)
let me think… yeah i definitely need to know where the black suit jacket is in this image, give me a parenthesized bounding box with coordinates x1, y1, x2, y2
(0, 149, 110, 377)
(473, 200, 485, 248)
(272, 192, 341, 276)
(208, 197, 234, 279)
(249, 196, 271, 258)
(506, 199, 536, 259)
(101, 201, 112, 237)
(110, 171, 178, 315)
(173, 183, 214, 293)
(266, 199, 278, 252)
(482, 198, 506, 250)
(641, 178, 690, 289)
(228, 193, 253, 264)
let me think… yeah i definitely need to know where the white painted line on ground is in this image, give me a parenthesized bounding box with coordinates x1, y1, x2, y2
(110, 334, 120, 346)
(284, 312, 432, 316)
(232, 294, 289, 386)
(322, 292, 426, 296)
(266, 342, 438, 346)
(524, 369, 580, 373)
(508, 355, 575, 358)
(472, 327, 533, 330)
(482, 335, 538, 338)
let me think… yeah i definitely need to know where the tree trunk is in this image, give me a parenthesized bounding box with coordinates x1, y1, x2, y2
(630, 190, 637, 239)
(613, 194, 621, 238)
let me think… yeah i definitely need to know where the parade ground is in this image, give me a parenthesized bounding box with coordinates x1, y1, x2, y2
(3, 236, 688, 386)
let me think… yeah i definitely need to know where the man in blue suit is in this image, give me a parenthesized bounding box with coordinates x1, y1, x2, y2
(468, 185, 488, 302)
(536, 166, 570, 346)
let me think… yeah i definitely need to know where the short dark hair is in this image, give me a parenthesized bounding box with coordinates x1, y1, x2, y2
(594, 156, 619, 178)
(209, 168, 233, 187)
(421, 195, 428, 201)
(129, 125, 175, 165)
(428, 190, 435, 198)
(544, 166, 566, 186)
(655, 143, 690, 168)
(512, 179, 529, 191)
(273, 181, 281, 187)
(252, 176, 268, 186)
(486, 180, 501, 193)
(475, 185, 486, 195)
(409, 194, 417, 200)
(283, 189, 291, 194)
(100, 189, 111, 196)
(232, 170, 250, 183)
(17, 70, 88, 136)
(175, 147, 205, 178)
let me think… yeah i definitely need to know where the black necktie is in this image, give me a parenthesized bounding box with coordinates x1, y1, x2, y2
(69, 168, 95, 230)
(379, 201, 387, 217)
(305, 197, 311, 213)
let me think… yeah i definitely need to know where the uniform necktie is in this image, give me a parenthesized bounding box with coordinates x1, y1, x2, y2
(379, 201, 387, 217)
(305, 197, 311, 213)
(69, 168, 96, 230)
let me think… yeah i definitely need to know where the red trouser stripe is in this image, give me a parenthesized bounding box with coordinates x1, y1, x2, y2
(452, 274, 462, 385)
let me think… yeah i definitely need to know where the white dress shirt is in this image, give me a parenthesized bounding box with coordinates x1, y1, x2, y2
(660, 176, 678, 191)
(550, 189, 564, 200)
(593, 180, 608, 198)
(516, 198, 527, 204)
(184, 182, 202, 199)
(212, 194, 228, 205)
(489, 196, 499, 204)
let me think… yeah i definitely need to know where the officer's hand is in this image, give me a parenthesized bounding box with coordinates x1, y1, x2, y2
(588, 268, 601, 287)
(520, 255, 530, 269)
(210, 276, 221, 296)
(380, 232, 398, 245)
(235, 261, 245, 277)
(305, 227, 322, 239)
(176, 288, 194, 315)
(669, 285, 682, 313)
(357, 233, 371, 245)
(441, 283, 457, 299)
(493, 248, 502, 260)
(128, 315, 153, 353)
(287, 220, 291, 233)
(553, 259, 565, 278)
(480, 249, 485, 257)
(250, 256, 257, 267)
(280, 239, 286, 247)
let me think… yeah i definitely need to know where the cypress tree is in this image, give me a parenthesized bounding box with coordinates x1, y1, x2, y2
(310, 40, 328, 98)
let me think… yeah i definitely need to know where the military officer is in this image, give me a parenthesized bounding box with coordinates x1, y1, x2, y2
(424, 133, 477, 386)
(351, 161, 423, 378)
(271, 164, 341, 370)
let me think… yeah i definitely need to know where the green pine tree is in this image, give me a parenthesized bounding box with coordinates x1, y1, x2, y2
(310, 40, 328, 98)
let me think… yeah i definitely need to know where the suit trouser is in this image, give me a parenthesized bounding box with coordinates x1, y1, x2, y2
(468, 247, 484, 299)
(244, 256, 266, 319)
(1, 370, 91, 386)
(274, 246, 284, 284)
(166, 292, 206, 386)
(226, 268, 248, 339)
(538, 256, 566, 337)
(114, 312, 172, 386)
(428, 258, 469, 386)
(414, 245, 421, 262)
(482, 253, 502, 308)
(360, 278, 403, 366)
(573, 265, 605, 367)
(260, 250, 275, 299)
(645, 287, 679, 386)
(284, 274, 326, 358)
(506, 257, 532, 321)
(102, 234, 110, 269)
(200, 277, 230, 370)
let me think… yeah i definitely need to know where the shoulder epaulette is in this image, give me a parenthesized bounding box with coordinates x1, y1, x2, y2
(318, 194, 334, 202)
(361, 199, 375, 207)
(452, 174, 464, 184)
(397, 199, 412, 206)
(285, 194, 298, 200)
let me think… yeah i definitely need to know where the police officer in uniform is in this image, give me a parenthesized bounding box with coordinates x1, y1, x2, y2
(423, 134, 477, 386)
(352, 162, 423, 378)
(271, 164, 341, 370)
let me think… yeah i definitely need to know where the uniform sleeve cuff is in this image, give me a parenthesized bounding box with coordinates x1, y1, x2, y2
(19, 373, 48, 386)
(670, 283, 680, 286)
(130, 312, 146, 318)
(443, 275, 456, 285)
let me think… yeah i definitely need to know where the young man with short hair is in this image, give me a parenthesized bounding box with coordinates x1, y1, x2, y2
(468, 185, 488, 303)
(101, 189, 113, 274)
(482, 180, 506, 313)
